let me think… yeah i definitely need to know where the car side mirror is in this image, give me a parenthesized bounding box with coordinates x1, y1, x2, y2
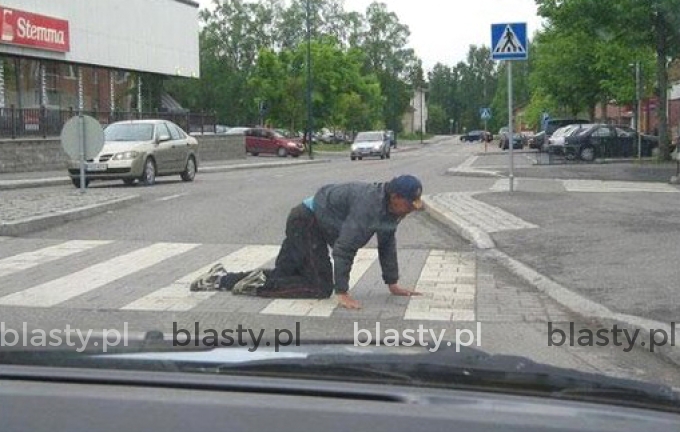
(158, 135, 171, 143)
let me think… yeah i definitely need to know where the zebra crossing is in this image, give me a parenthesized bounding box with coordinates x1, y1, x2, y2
(0, 238, 478, 322)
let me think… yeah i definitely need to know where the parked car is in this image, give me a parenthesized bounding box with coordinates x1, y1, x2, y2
(528, 130, 545, 149)
(66, 119, 199, 188)
(548, 124, 658, 161)
(500, 132, 525, 150)
(460, 130, 486, 142)
(543, 118, 590, 135)
(350, 131, 391, 160)
(245, 127, 305, 157)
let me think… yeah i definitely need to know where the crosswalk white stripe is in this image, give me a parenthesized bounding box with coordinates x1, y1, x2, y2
(121, 245, 280, 312)
(0, 243, 199, 308)
(260, 248, 380, 317)
(404, 250, 476, 321)
(0, 240, 113, 278)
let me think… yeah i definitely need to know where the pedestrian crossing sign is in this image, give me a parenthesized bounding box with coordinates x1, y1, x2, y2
(480, 108, 491, 120)
(491, 23, 528, 61)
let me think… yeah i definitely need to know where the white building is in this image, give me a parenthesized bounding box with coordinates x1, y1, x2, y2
(0, 0, 200, 115)
(402, 88, 428, 135)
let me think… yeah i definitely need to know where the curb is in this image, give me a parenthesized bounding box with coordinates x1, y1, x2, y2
(199, 158, 331, 174)
(0, 194, 142, 236)
(446, 168, 503, 178)
(446, 155, 503, 178)
(475, 150, 536, 156)
(422, 192, 680, 368)
(0, 177, 72, 190)
(421, 195, 495, 250)
(487, 248, 680, 367)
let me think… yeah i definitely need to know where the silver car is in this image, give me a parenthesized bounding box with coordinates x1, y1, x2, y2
(67, 119, 199, 187)
(350, 131, 391, 160)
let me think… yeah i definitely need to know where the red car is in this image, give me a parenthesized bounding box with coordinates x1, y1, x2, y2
(245, 127, 305, 157)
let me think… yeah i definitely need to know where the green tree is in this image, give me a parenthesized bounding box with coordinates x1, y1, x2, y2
(536, 0, 680, 159)
(250, 39, 382, 134)
(427, 104, 448, 134)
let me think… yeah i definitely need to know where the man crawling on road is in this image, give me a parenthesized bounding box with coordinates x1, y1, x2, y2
(189, 175, 424, 310)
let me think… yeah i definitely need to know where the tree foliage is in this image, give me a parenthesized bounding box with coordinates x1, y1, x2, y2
(166, 0, 418, 134)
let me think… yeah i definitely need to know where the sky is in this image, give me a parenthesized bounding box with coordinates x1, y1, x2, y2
(195, 0, 546, 73)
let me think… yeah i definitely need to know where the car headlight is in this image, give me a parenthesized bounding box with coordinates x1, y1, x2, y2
(112, 151, 140, 160)
(374, 144, 382, 150)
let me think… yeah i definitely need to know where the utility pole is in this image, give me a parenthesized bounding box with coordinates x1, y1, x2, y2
(306, 0, 314, 159)
(420, 87, 423, 144)
(635, 61, 642, 160)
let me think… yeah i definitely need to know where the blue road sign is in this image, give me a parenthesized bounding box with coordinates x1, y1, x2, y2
(480, 108, 491, 120)
(491, 23, 528, 61)
(541, 112, 551, 131)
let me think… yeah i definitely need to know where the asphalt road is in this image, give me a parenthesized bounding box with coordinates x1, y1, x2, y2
(2, 138, 679, 389)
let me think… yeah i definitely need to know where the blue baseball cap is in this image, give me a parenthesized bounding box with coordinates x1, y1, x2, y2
(387, 175, 423, 209)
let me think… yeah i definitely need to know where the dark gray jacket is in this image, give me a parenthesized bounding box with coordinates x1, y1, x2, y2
(311, 181, 402, 294)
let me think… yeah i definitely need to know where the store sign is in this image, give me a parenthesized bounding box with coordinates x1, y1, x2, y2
(0, 6, 70, 52)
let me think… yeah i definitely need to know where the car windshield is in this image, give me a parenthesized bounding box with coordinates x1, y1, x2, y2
(104, 123, 155, 142)
(355, 132, 383, 141)
(4, 0, 680, 421)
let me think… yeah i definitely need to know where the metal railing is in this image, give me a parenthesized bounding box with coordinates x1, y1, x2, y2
(0, 106, 218, 139)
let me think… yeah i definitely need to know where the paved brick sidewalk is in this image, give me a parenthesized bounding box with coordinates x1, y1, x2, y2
(0, 187, 140, 235)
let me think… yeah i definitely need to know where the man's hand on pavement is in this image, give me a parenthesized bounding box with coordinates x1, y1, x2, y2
(388, 284, 421, 297)
(336, 292, 362, 309)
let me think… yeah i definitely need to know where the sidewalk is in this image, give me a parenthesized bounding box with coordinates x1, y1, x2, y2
(422, 142, 680, 366)
(450, 143, 680, 183)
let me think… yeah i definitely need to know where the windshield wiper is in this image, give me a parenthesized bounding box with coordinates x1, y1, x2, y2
(175, 344, 680, 412)
(193, 362, 422, 386)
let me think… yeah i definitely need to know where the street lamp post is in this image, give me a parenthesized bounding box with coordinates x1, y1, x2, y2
(419, 87, 424, 144)
(635, 61, 642, 160)
(306, 0, 313, 160)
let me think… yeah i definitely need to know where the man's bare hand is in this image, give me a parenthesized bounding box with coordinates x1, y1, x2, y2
(336, 293, 362, 309)
(388, 284, 421, 297)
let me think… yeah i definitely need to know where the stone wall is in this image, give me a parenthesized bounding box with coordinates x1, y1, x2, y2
(0, 135, 246, 173)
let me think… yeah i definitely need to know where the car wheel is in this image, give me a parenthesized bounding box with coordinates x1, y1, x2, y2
(180, 156, 197, 182)
(580, 146, 596, 162)
(140, 158, 156, 186)
(358, 156, 363, 160)
(250, 152, 259, 156)
(351, 156, 356, 161)
(277, 147, 288, 157)
(71, 178, 90, 188)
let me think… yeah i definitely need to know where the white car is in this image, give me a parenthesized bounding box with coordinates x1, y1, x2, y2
(350, 131, 391, 160)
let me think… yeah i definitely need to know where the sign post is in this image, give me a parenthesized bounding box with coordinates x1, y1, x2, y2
(480, 108, 491, 152)
(60, 115, 105, 193)
(492, 22, 528, 193)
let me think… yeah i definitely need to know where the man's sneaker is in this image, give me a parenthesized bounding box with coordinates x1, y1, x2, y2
(189, 263, 227, 292)
(232, 269, 268, 296)
(218, 271, 250, 291)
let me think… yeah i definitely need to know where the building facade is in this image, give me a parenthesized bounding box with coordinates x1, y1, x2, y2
(0, 0, 200, 136)
(402, 88, 428, 135)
